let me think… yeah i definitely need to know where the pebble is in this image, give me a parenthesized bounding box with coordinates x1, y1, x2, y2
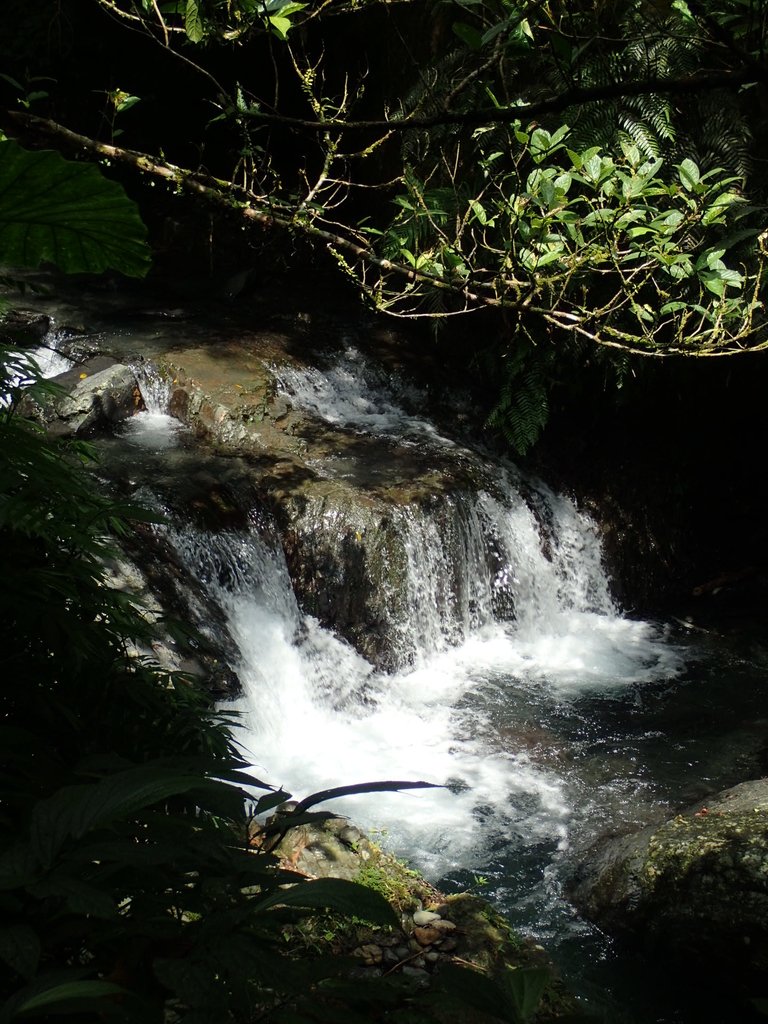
(430, 919, 456, 933)
(425, 951, 441, 963)
(413, 910, 441, 926)
(395, 945, 410, 959)
(339, 825, 364, 847)
(356, 944, 383, 965)
(401, 966, 430, 984)
(413, 925, 443, 946)
(437, 936, 458, 953)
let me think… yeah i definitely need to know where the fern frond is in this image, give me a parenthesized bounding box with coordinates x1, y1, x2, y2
(487, 363, 549, 455)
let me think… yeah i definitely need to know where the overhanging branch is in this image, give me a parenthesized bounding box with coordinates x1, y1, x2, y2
(7, 113, 503, 311)
(239, 66, 767, 133)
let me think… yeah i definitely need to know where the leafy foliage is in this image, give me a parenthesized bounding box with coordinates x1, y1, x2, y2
(29, 0, 757, 451)
(0, 140, 150, 277)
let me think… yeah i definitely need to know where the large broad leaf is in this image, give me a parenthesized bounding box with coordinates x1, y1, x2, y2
(252, 877, 398, 927)
(0, 926, 40, 980)
(0, 140, 150, 277)
(29, 761, 219, 867)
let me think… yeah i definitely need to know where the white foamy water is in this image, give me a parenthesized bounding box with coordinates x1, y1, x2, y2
(274, 344, 451, 444)
(138, 342, 685, 939)
(163, 479, 683, 883)
(31, 344, 74, 379)
(121, 363, 185, 450)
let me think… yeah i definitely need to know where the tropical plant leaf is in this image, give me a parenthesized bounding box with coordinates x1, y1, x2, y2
(428, 963, 511, 1021)
(0, 926, 40, 980)
(500, 966, 551, 1022)
(0, 140, 150, 277)
(251, 877, 398, 927)
(12, 979, 125, 1017)
(185, 0, 205, 42)
(29, 762, 214, 866)
(292, 779, 439, 814)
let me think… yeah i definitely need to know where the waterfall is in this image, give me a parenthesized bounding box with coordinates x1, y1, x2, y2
(273, 342, 454, 444)
(122, 362, 185, 449)
(163, 480, 681, 885)
(129, 342, 683, 929)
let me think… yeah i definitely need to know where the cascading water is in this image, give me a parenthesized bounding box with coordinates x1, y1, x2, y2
(122, 362, 186, 449)
(273, 343, 451, 444)
(153, 346, 684, 914)
(88, 333, 768, 1022)
(30, 333, 74, 379)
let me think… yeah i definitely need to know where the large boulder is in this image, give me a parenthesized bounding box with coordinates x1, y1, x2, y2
(27, 356, 140, 437)
(161, 336, 488, 668)
(569, 778, 768, 986)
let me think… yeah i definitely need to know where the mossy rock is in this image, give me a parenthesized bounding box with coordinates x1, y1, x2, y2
(570, 778, 768, 987)
(263, 817, 577, 1021)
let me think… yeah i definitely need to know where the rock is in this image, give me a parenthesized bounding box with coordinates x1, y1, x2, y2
(1, 308, 53, 346)
(355, 944, 383, 965)
(158, 338, 492, 669)
(400, 965, 429, 983)
(430, 919, 456, 933)
(413, 909, 442, 926)
(436, 936, 458, 953)
(569, 777, 768, 987)
(413, 925, 443, 946)
(29, 357, 139, 437)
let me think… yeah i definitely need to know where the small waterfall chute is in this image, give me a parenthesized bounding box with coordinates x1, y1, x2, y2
(122, 361, 185, 449)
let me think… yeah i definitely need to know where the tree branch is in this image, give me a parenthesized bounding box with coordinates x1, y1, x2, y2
(238, 66, 768, 133)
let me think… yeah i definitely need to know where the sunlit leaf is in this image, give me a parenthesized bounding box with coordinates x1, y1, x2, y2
(185, 0, 205, 42)
(252, 878, 398, 927)
(0, 141, 150, 277)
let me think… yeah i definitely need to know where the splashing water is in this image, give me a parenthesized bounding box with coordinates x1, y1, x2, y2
(273, 344, 452, 444)
(122, 362, 185, 450)
(150, 343, 685, 908)
(163, 472, 683, 887)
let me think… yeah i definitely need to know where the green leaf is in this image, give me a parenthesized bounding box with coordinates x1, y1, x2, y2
(452, 21, 483, 50)
(469, 199, 489, 225)
(500, 966, 551, 1022)
(268, 14, 292, 39)
(430, 964, 511, 1021)
(698, 270, 726, 297)
(677, 158, 700, 191)
(29, 762, 210, 867)
(584, 154, 602, 182)
(26, 877, 118, 920)
(251, 878, 398, 927)
(13, 980, 125, 1017)
(185, 0, 204, 41)
(115, 94, 141, 115)
(533, 249, 563, 267)
(291, 779, 439, 815)
(0, 927, 40, 980)
(671, 0, 694, 21)
(0, 141, 150, 277)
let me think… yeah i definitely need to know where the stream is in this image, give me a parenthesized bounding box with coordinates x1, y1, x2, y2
(30, 309, 768, 1023)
